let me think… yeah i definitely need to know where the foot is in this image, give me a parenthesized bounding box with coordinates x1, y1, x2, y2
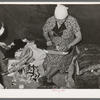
(66, 77, 75, 88)
(45, 82, 57, 87)
(38, 76, 47, 85)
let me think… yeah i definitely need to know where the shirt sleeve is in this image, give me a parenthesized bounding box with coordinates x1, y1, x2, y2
(43, 16, 55, 33)
(72, 18, 81, 33)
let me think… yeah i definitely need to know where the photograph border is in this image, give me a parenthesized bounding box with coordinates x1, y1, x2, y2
(0, 1, 100, 99)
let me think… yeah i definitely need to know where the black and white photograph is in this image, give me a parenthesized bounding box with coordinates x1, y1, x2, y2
(0, 2, 100, 90)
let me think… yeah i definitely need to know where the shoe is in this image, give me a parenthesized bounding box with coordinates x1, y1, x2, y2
(38, 76, 47, 85)
(45, 82, 57, 88)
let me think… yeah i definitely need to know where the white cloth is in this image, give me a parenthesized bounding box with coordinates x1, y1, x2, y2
(26, 42, 46, 66)
(54, 4, 68, 20)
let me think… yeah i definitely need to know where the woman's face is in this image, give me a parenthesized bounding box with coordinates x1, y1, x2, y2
(56, 18, 65, 24)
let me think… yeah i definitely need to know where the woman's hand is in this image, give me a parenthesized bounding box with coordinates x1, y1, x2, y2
(67, 44, 72, 49)
(62, 52, 68, 55)
(46, 40, 52, 46)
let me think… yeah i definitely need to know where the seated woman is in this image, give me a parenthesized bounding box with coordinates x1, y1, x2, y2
(39, 4, 82, 88)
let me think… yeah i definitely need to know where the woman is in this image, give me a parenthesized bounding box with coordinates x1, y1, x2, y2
(39, 4, 82, 87)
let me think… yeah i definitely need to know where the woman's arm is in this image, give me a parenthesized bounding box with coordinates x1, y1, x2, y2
(68, 31, 82, 49)
(44, 49, 68, 55)
(43, 31, 52, 46)
(43, 31, 51, 42)
(43, 17, 54, 46)
(67, 17, 82, 49)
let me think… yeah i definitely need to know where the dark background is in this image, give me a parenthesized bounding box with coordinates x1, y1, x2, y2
(0, 4, 100, 45)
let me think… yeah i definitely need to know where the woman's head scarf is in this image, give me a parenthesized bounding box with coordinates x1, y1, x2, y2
(54, 4, 68, 20)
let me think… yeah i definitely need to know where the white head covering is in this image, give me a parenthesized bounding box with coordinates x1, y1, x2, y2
(54, 4, 68, 20)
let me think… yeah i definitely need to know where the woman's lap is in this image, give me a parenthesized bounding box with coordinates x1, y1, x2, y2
(43, 49, 74, 73)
